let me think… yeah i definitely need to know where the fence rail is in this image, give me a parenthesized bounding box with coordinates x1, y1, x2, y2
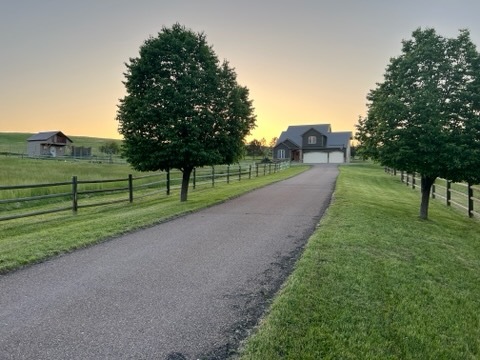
(0, 162, 290, 222)
(385, 168, 480, 218)
(1, 150, 130, 163)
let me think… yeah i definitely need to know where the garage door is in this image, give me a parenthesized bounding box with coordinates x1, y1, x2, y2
(329, 151, 345, 163)
(303, 152, 328, 163)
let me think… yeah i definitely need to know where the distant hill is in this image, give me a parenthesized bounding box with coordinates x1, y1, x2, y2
(0, 132, 123, 156)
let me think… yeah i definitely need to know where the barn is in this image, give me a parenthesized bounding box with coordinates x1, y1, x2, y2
(27, 131, 73, 157)
(273, 124, 352, 164)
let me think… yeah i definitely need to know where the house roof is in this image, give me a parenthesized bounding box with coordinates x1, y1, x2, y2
(27, 131, 73, 143)
(325, 131, 353, 148)
(275, 124, 351, 149)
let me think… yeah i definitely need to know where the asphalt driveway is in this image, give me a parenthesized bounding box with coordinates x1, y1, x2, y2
(0, 164, 339, 360)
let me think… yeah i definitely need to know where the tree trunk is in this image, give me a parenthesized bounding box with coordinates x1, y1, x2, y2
(420, 175, 436, 220)
(180, 166, 193, 202)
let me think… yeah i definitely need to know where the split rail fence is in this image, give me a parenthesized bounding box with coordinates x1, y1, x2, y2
(0, 162, 290, 222)
(385, 168, 480, 218)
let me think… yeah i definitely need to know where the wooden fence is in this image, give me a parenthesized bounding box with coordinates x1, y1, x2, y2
(385, 168, 480, 218)
(1, 151, 129, 164)
(0, 162, 290, 222)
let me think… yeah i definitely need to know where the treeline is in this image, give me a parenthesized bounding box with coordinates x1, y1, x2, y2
(98, 139, 280, 159)
(244, 137, 278, 159)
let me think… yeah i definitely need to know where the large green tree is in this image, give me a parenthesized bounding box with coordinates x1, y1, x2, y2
(246, 139, 263, 157)
(117, 24, 256, 201)
(356, 28, 480, 219)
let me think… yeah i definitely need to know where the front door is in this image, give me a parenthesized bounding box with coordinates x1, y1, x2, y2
(291, 150, 300, 161)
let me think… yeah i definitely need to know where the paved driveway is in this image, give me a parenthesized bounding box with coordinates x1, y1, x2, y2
(0, 165, 339, 360)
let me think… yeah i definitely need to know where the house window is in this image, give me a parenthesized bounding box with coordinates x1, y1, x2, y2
(308, 136, 317, 144)
(277, 149, 286, 159)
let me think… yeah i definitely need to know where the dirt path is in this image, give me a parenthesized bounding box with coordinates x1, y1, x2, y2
(0, 165, 338, 360)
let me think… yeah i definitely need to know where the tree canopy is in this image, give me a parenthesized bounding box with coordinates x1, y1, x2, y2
(356, 28, 480, 219)
(246, 139, 264, 157)
(117, 24, 256, 201)
(99, 141, 120, 155)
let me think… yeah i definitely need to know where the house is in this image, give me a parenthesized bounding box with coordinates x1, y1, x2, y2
(273, 124, 352, 164)
(27, 131, 73, 157)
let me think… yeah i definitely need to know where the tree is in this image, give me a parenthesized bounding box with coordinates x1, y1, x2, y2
(246, 139, 263, 157)
(349, 144, 357, 159)
(356, 28, 480, 219)
(99, 141, 120, 155)
(259, 137, 267, 158)
(269, 137, 278, 158)
(116, 24, 256, 202)
(269, 137, 278, 148)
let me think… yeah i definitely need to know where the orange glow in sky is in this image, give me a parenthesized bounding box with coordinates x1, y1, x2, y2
(1, 1, 480, 143)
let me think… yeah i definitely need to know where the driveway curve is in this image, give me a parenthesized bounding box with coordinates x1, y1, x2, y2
(0, 164, 338, 360)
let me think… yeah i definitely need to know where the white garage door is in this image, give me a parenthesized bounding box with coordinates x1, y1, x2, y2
(303, 152, 328, 163)
(329, 151, 345, 163)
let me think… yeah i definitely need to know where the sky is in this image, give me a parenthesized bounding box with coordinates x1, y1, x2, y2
(1, 0, 480, 143)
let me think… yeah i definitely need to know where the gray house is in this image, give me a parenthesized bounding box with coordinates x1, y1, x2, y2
(27, 131, 73, 157)
(273, 124, 352, 163)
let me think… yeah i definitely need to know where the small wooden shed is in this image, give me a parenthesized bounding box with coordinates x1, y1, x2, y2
(27, 131, 73, 157)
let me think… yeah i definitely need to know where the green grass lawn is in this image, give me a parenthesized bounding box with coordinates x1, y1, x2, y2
(240, 163, 480, 359)
(0, 165, 308, 274)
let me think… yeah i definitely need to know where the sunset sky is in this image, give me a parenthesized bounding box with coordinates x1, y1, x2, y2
(1, 0, 480, 143)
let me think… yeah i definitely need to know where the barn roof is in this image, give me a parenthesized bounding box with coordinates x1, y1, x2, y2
(27, 131, 73, 143)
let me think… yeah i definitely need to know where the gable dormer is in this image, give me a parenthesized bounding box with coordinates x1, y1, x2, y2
(301, 128, 327, 148)
(282, 138, 300, 149)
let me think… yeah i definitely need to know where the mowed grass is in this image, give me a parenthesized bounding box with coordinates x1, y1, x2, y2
(240, 163, 480, 359)
(0, 165, 308, 274)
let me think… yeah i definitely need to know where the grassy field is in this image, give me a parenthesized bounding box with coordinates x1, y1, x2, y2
(0, 132, 270, 162)
(240, 163, 480, 359)
(0, 132, 122, 156)
(0, 157, 284, 214)
(0, 164, 308, 274)
(0, 156, 159, 214)
(0, 156, 143, 185)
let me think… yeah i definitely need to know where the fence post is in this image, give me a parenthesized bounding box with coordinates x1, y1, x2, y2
(269, 164, 272, 174)
(393, 168, 397, 176)
(446, 180, 451, 206)
(166, 169, 170, 195)
(72, 176, 78, 213)
(431, 183, 436, 199)
(256, 163, 259, 177)
(239, 165, 241, 181)
(412, 172, 416, 189)
(264, 164, 266, 176)
(128, 174, 133, 202)
(406, 173, 409, 186)
(227, 165, 230, 184)
(249, 165, 252, 179)
(212, 166, 215, 187)
(468, 183, 474, 218)
(401, 171, 404, 183)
